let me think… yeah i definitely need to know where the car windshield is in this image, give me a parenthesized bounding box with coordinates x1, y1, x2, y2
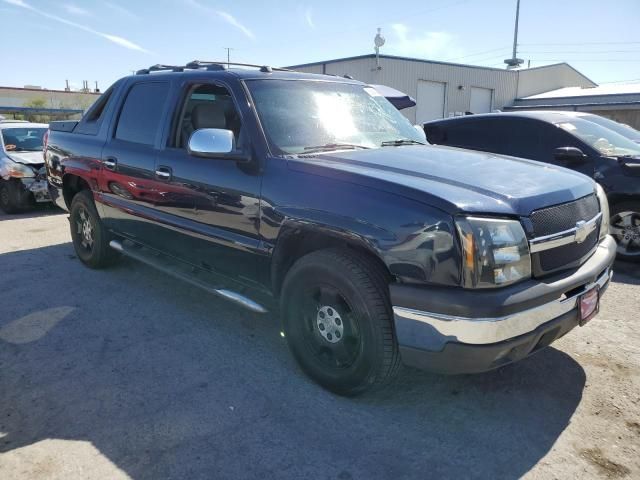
(556, 119, 640, 157)
(1, 127, 47, 152)
(582, 115, 640, 142)
(246, 79, 425, 155)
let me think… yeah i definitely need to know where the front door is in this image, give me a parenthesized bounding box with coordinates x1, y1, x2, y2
(153, 82, 263, 285)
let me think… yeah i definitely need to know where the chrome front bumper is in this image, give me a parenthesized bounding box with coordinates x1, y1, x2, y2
(393, 267, 612, 345)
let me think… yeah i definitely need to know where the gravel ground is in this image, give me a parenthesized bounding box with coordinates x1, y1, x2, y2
(0, 206, 638, 480)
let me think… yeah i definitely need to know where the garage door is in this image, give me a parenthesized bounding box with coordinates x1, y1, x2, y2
(469, 87, 493, 114)
(416, 80, 446, 123)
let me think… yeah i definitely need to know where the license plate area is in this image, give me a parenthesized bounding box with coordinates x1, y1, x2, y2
(579, 286, 600, 326)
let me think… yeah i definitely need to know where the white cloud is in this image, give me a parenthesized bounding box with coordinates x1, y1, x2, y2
(186, 0, 255, 40)
(63, 4, 91, 16)
(389, 24, 462, 59)
(304, 6, 315, 29)
(104, 1, 137, 19)
(216, 10, 255, 40)
(2, 0, 150, 53)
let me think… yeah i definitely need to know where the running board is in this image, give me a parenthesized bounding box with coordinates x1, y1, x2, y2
(109, 240, 267, 314)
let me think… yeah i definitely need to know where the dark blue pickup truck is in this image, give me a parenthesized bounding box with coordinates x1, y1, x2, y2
(45, 62, 616, 395)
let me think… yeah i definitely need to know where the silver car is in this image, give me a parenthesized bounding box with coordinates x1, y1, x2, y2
(0, 120, 51, 213)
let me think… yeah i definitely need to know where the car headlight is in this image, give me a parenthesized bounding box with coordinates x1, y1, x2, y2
(595, 184, 610, 241)
(1, 159, 36, 178)
(456, 217, 531, 288)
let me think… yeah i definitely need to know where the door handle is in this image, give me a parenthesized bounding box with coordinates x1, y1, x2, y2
(103, 157, 117, 171)
(155, 166, 172, 181)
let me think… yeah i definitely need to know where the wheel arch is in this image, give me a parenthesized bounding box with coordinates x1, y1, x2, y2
(270, 221, 393, 297)
(62, 174, 92, 209)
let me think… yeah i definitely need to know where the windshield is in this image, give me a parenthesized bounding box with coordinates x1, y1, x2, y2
(1, 127, 47, 152)
(246, 80, 425, 155)
(582, 115, 640, 142)
(556, 119, 640, 157)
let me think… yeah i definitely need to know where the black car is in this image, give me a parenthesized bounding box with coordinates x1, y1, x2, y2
(424, 111, 640, 262)
(45, 63, 614, 395)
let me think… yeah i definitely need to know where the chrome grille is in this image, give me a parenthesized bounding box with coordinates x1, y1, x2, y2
(530, 194, 599, 237)
(529, 194, 600, 276)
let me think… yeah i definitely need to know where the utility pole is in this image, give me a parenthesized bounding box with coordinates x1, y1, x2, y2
(224, 47, 234, 68)
(504, 0, 524, 69)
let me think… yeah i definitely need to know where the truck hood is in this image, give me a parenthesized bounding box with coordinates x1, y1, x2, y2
(7, 151, 44, 165)
(288, 145, 595, 216)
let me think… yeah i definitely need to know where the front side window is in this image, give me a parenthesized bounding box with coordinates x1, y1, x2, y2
(246, 80, 424, 155)
(556, 118, 640, 157)
(1, 127, 47, 152)
(115, 82, 170, 146)
(174, 84, 242, 149)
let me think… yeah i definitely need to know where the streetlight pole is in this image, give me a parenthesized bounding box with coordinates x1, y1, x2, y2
(504, 0, 524, 69)
(224, 47, 234, 68)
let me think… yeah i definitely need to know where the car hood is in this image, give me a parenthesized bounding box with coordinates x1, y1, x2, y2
(6, 151, 44, 165)
(288, 145, 595, 216)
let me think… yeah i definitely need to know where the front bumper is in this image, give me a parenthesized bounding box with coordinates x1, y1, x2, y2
(391, 235, 616, 374)
(21, 178, 51, 203)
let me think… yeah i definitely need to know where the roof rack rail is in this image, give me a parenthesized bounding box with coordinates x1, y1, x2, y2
(135, 60, 292, 75)
(196, 61, 292, 72)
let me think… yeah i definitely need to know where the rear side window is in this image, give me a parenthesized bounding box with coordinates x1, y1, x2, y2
(85, 86, 114, 122)
(115, 82, 170, 145)
(440, 121, 495, 151)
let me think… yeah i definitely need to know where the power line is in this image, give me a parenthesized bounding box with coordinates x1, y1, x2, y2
(599, 77, 640, 84)
(520, 41, 640, 46)
(520, 50, 640, 54)
(445, 46, 511, 61)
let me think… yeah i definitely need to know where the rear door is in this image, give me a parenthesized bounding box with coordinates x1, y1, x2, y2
(98, 80, 172, 244)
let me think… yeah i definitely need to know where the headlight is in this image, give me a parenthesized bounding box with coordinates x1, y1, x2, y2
(1, 159, 36, 178)
(456, 217, 531, 288)
(595, 184, 610, 241)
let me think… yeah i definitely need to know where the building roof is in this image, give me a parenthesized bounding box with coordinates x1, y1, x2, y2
(287, 53, 584, 75)
(0, 85, 101, 95)
(521, 82, 640, 100)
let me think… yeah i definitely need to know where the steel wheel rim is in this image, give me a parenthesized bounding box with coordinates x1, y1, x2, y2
(298, 284, 362, 370)
(610, 211, 640, 256)
(76, 207, 95, 251)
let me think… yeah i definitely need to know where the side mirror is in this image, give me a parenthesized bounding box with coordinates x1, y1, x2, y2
(553, 146, 588, 163)
(188, 128, 249, 161)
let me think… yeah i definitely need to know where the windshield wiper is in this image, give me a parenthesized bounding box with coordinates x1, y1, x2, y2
(381, 139, 426, 147)
(302, 143, 370, 154)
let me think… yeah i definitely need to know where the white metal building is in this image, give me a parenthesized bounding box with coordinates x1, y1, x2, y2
(507, 83, 640, 129)
(288, 54, 596, 124)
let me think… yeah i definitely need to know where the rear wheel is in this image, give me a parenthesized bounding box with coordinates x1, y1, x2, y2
(69, 190, 119, 268)
(280, 248, 400, 396)
(610, 201, 640, 262)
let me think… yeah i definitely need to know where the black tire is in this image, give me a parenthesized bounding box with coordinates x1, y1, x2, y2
(280, 248, 401, 396)
(0, 179, 26, 214)
(69, 190, 119, 269)
(610, 200, 640, 263)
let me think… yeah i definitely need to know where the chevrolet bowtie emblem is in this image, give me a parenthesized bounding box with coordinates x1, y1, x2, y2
(574, 220, 591, 244)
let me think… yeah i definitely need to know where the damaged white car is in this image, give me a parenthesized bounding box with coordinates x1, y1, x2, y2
(0, 121, 51, 213)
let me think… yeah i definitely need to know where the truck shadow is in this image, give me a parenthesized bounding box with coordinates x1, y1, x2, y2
(0, 243, 587, 479)
(613, 260, 639, 285)
(0, 204, 65, 221)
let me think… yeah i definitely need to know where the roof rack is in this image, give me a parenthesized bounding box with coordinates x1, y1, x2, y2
(136, 60, 291, 75)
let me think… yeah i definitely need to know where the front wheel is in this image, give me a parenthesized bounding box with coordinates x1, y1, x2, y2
(280, 248, 401, 396)
(0, 179, 27, 214)
(610, 201, 640, 262)
(69, 190, 119, 268)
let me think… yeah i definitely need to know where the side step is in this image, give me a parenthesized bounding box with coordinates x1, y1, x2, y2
(109, 240, 267, 314)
